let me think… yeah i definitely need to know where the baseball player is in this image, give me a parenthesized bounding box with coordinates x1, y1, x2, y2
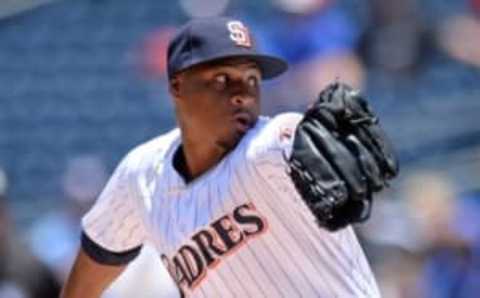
(61, 17, 398, 298)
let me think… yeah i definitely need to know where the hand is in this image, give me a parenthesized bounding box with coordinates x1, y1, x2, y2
(288, 82, 399, 231)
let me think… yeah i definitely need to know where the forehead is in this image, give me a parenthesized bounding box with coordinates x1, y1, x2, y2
(186, 57, 261, 76)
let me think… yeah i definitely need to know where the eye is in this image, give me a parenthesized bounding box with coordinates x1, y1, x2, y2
(212, 74, 228, 90)
(247, 76, 259, 88)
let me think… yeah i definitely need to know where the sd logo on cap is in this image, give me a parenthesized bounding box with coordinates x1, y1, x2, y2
(167, 17, 287, 80)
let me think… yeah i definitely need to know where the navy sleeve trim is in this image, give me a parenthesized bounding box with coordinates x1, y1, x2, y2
(81, 231, 142, 266)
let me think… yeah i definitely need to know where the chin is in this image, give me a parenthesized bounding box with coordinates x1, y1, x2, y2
(217, 130, 245, 151)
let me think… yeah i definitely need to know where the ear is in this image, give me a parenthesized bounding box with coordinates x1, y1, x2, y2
(169, 76, 182, 98)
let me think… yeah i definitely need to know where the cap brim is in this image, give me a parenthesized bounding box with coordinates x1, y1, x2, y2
(173, 54, 288, 80)
(246, 54, 288, 80)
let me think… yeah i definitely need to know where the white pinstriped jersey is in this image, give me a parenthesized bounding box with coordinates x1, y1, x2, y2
(82, 113, 381, 298)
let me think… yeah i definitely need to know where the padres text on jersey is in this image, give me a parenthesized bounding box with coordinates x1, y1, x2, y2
(82, 113, 381, 298)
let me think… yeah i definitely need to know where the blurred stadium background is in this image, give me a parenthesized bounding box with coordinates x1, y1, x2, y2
(0, 0, 479, 297)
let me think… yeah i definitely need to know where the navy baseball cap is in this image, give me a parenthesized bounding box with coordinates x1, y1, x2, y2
(167, 17, 288, 80)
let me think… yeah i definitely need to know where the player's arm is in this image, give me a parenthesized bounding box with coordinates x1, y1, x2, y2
(61, 230, 143, 298)
(61, 149, 147, 297)
(60, 247, 126, 298)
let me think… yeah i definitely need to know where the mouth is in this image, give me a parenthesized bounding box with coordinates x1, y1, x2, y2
(233, 111, 254, 133)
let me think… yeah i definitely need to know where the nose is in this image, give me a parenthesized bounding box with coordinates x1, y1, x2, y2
(230, 94, 249, 106)
(228, 80, 258, 107)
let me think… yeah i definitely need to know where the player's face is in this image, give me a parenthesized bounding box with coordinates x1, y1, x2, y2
(173, 58, 261, 150)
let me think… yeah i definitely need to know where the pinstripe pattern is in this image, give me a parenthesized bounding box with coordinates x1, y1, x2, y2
(82, 149, 148, 252)
(249, 163, 362, 295)
(250, 161, 336, 289)
(82, 115, 381, 298)
(210, 175, 250, 298)
(239, 169, 326, 297)
(233, 165, 312, 297)
(248, 148, 379, 297)
(212, 172, 259, 298)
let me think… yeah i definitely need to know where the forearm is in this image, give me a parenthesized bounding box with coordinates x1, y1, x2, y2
(61, 248, 126, 298)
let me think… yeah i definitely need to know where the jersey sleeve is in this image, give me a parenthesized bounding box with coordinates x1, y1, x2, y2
(81, 149, 148, 258)
(247, 112, 306, 203)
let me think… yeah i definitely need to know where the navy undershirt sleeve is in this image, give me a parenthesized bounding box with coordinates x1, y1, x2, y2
(81, 231, 142, 266)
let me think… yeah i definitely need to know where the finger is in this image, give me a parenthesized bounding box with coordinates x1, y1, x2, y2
(353, 124, 399, 179)
(302, 119, 367, 201)
(314, 83, 348, 114)
(293, 127, 345, 190)
(345, 135, 383, 192)
(307, 107, 338, 131)
(343, 91, 373, 120)
(365, 125, 399, 179)
(292, 126, 349, 206)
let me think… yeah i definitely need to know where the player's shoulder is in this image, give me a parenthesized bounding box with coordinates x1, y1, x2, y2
(249, 112, 302, 144)
(119, 128, 180, 173)
(244, 112, 302, 158)
(269, 112, 304, 128)
(253, 112, 302, 135)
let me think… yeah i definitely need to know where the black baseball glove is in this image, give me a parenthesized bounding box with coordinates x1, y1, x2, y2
(288, 82, 398, 231)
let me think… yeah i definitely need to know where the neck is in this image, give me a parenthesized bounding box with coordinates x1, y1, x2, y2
(178, 134, 228, 181)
